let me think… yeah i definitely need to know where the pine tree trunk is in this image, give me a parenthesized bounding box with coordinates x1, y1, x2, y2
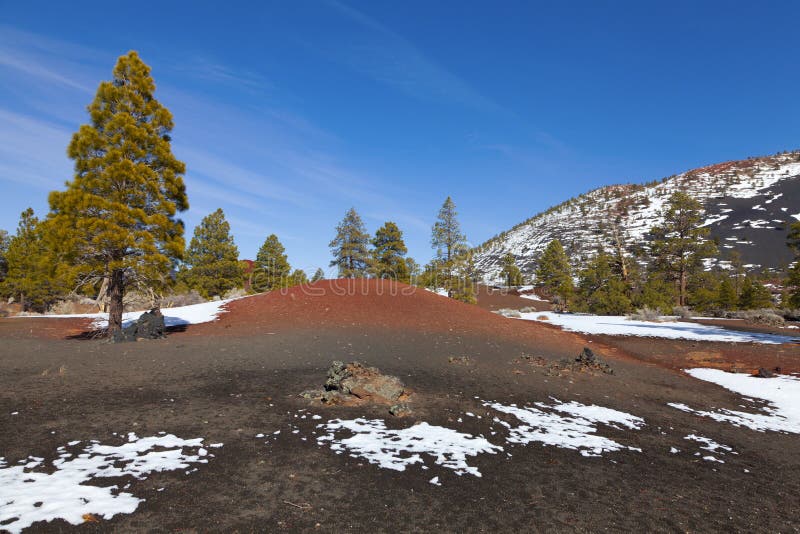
(679, 269, 687, 307)
(108, 269, 125, 336)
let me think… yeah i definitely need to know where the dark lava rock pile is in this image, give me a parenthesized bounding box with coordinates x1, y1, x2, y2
(300, 361, 412, 416)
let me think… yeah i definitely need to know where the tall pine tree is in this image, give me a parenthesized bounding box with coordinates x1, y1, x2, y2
(254, 234, 291, 291)
(372, 221, 409, 282)
(329, 208, 370, 278)
(180, 209, 241, 298)
(431, 196, 466, 265)
(648, 192, 717, 307)
(535, 239, 574, 309)
(46, 51, 188, 335)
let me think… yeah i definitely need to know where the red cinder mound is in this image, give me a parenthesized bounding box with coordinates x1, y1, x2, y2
(189, 278, 588, 352)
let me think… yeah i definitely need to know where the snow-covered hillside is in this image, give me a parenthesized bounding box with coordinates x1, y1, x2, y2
(474, 151, 800, 283)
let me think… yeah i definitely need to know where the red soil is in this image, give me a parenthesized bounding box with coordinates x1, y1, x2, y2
(189, 279, 588, 357)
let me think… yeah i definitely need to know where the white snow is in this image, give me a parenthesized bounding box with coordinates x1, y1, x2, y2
(518, 312, 796, 344)
(684, 434, 735, 459)
(0, 433, 218, 533)
(483, 399, 644, 457)
(519, 293, 547, 302)
(669, 368, 800, 433)
(29, 298, 239, 330)
(315, 418, 502, 477)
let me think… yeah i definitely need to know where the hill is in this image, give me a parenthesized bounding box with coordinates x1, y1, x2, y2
(474, 151, 800, 282)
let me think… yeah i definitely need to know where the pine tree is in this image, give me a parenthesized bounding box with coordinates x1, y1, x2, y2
(290, 269, 308, 286)
(499, 252, 524, 287)
(254, 234, 291, 291)
(0, 229, 9, 284)
(405, 257, 420, 284)
(648, 192, 717, 307)
(46, 51, 188, 335)
(448, 250, 477, 304)
(180, 209, 241, 298)
(738, 276, 773, 309)
(634, 273, 677, 314)
(535, 239, 574, 310)
(329, 208, 370, 278)
(372, 221, 409, 282)
(728, 250, 745, 298)
(716, 275, 738, 310)
(430, 197, 470, 296)
(576, 251, 631, 315)
(2, 209, 69, 311)
(311, 267, 325, 283)
(687, 270, 720, 313)
(787, 221, 800, 308)
(431, 196, 466, 265)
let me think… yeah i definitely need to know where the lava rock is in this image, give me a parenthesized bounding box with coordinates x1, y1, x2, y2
(112, 308, 166, 343)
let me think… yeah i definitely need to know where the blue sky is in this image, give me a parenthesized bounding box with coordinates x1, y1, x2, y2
(1, 1, 799, 274)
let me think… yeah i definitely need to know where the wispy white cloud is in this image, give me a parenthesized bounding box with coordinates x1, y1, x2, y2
(0, 108, 73, 189)
(323, 1, 505, 114)
(171, 57, 273, 92)
(0, 25, 103, 94)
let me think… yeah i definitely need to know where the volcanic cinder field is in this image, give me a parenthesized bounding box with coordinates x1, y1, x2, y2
(1, 280, 799, 532)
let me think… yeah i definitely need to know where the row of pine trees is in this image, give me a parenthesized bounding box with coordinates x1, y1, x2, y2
(524, 191, 800, 314)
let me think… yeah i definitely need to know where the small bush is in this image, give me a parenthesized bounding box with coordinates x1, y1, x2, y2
(672, 306, 692, 320)
(519, 306, 536, 313)
(222, 287, 248, 300)
(47, 295, 99, 315)
(732, 309, 785, 326)
(627, 307, 662, 322)
(158, 290, 205, 309)
(496, 308, 522, 318)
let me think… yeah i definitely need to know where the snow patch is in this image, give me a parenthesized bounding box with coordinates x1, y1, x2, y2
(30, 298, 242, 330)
(519, 312, 796, 344)
(669, 368, 800, 433)
(483, 399, 644, 457)
(315, 419, 502, 478)
(0, 434, 217, 533)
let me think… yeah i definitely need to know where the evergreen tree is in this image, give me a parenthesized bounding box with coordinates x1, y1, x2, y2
(329, 208, 370, 278)
(716, 275, 738, 310)
(431, 196, 466, 265)
(0, 229, 9, 284)
(727, 250, 745, 298)
(254, 234, 291, 291)
(787, 221, 800, 308)
(576, 251, 631, 315)
(46, 51, 188, 335)
(290, 269, 308, 286)
(311, 267, 325, 283)
(738, 276, 773, 309)
(448, 250, 477, 304)
(648, 192, 717, 307)
(535, 239, 574, 309)
(180, 209, 241, 298)
(2, 209, 69, 311)
(430, 197, 471, 298)
(687, 270, 720, 312)
(633, 272, 676, 313)
(405, 258, 420, 284)
(499, 252, 524, 287)
(372, 221, 409, 282)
